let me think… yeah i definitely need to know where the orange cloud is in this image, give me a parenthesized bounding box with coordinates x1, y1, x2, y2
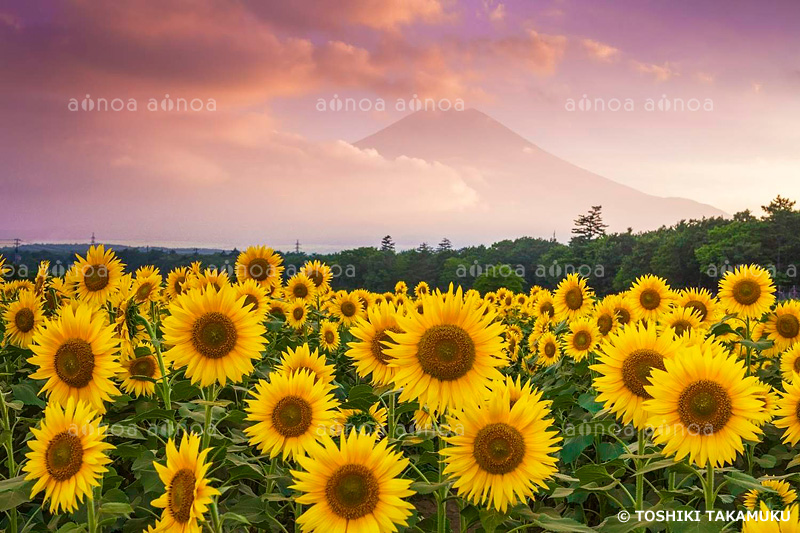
(632, 60, 678, 82)
(582, 38, 620, 62)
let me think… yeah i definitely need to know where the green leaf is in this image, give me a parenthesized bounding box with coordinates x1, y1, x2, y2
(561, 435, 593, 464)
(478, 508, 506, 533)
(532, 513, 597, 532)
(725, 472, 777, 493)
(754, 454, 778, 468)
(12, 381, 45, 408)
(578, 393, 603, 413)
(0, 476, 31, 512)
(99, 502, 133, 518)
(410, 481, 450, 495)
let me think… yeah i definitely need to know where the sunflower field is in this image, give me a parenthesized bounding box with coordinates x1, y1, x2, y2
(2, 245, 800, 533)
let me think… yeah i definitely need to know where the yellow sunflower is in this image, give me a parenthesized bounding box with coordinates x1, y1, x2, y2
(332, 403, 388, 436)
(28, 303, 121, 411)
(718, 264, 776, 319)
(644, 339, 763, 467)
(564, 318, 601, 362)
(244, 370, 339, 459)
(23, 398, 113, 513)
(781, 345, 800, 383)
(442, 389, 561, 512)
(592, 297, 619, 337)
(592, 323, 683, 429)
(186, 268, 231, 294)
(120, 350, 162, 397)
(414, 281, 430, 298)
(162, 285, 267, 387)
(744, 480, 798, 512)
(285, 299, 310, 330)
(133, 265, 163, 305)
(300, 260, 333, 291)
(235, 245, 284, 290)
(658, 306, 705, 338)
(3, 289, 45, 348)
(319, 321, 341, 352)
(775, 379, 800, 446)
(34, 260, 50, 296)
(67, 245, 125, 304)
(753, 380, 780, 426)
(285, 273, 317, 303)
(234, 279, 269, 321)
(352, 289, 374, 312)
(152, 433, 219, 533)
(554, 273, 594, 321)
(276, 343, 336, 388)
(536, 331, 562, 367)
(328, 292, 365, 327)
(627, 275, 674, 322)
(533, 290, 556, 321)
(765, 302, 800, 351)
(385, 287, 507, 412)
(395, 280, 408, 294)
(291, 430, 414, 533)
(166, 267, 192, 300)
(743, 502, 800, 532)
(676, 288, 720, 328)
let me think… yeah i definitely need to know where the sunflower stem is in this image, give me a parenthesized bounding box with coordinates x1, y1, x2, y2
(388, 390, 396, 443)
(704, 462, 715, 512)
(0, 390, 17, 533)
(209, 496, 222, 533)
(635, 429, 645, 512)
(202, 385, 218, 450)
(86, 485, 98, 533)
(141, 317, 174, 437)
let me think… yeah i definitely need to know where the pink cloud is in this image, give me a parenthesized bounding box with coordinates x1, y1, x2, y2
(581, 38, 620, 62)
(632, 60, 679, 82)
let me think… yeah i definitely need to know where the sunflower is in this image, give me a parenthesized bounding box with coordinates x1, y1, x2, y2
(414, 281, 430, 298)
(291, 430, 414, 533)
(319, 321, 341, 352)
(235, 245, 284, 290)
(676, 288, 720, 327)
(775, 379, 800, 446)
(536, 331, 562, 367)
(394, 280, 408, 294)
(351, 289, 374, 311)
(244, 370, 339, 459)
(152, 433, 219, 533)
(285, 273, 317, 304)
(186, 268, 231, 294)
(627, 275, 674, 322)
(133, 265, 163, 305)
(66, 245, 125, 304)
(3, 289, 45, 348)
(742, 502, 800, 532)
(658, 306, 705, 338)
(753, 380, 780, 426)
(23, 398, 113, 514)
(328, 292, 365, 326)
(285, 299, 310, 330)
(266, 298, 287, 319)
(765, 302, 800, 351)
(34, 260, 50, 296)
(744, 480, 798, 512)
(490, 375, 540, 408)
(332, 403, 388, 436)
(592, 323, 684, 429)
(781, 345, 800, 382)
(166, 267, 192, 300)
(564, 318, 601, 362)
(644, 339, 763, 467)
(385, 287, 507, 412)
(345, 303, 401, 387)
(234, 279, 269, 321)
(0, 254, 9, 281)
(300, 260, 333, 291)
(442, 389, 560, 512)
(28, 303, 121, 411)
(554, 274, 594, 321)
(276, 344, 336, 388)
(592, 297, 619, 337)
(533, 290, 556, 321)
(719, 264, 776, 319)
(162, 285, 267, 387)
(120, 349, 162, 397)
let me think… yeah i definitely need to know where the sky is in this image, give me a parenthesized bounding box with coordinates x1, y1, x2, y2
(1, 0, 799, 250)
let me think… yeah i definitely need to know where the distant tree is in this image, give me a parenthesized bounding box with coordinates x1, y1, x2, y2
(733, 210, 756, 222)
(380, 235, 395, 253)
(472, 264, 525, 294)
(437, 238, 453, 252)
(418, 242, 433, 253)
(572, 205, 608, 242)
(762, 195, 796, 217)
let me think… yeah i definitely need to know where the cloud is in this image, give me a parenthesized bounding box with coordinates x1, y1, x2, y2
(632, 61, 678, 82)
(480, 0, 506, 21)
(581, 39, 620, 62)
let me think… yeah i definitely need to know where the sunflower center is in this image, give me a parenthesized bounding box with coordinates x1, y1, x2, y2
(540, 302, 555, 318)
(473, 422, 526, 475)
(308, 270, 325, 287)
(247, 258, 272, 281)
(272, 396, 313, 437)
(544, 342, 556, 358)
(678, 380, 732, 434)
(136, 282, 153, 301)
(564, 287, 583, 310)
(191, 312, 237, 359)
(777, 315, 800, 339)
(243, 294, 259, 310)
(292, 283, 309, 299)
(325, 464, 380, 520)
(684, 300, 708, 321)
(54, 339, 95, 388)
(639, 289, 661, 310)
(14, 308, 35, 333)
(597, 314, 613, 335)
(324, 331, 335, 344)
(292, 307, 305, 321)
(573, 331, 591, 351)
(83, 264, 109, 292)
(168, 468, 196, 524)
(794, 357, 800, 374)
(671, 319, 692, 336)
(173, 275, 186, 295)
(45, 431, 83, 481)
(621, 349, 665, 398)
(130, 356, 156, 381)
(732, 280, 761, 306)
(416, 325, 476, 381)
(340, 301, 357, 317)
(371, 328, 400, 365)
(616, 308, 631, 325)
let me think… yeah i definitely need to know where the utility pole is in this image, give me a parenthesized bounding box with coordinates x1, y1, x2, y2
(295, 240, 300, 254)
(13, 238, 21, 255)
(91, 232, 96, 245)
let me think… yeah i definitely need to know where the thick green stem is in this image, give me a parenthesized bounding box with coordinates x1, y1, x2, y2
(202, 385, 218, 450)
(86, 486, 98, 533)
(437, 430, 447, 533)
(635, 429, 645, 511)
(704, 462, 715, 512)
(142, 317, 174, 437)
(209, 496, 222, 533)
(0, 391, 17, 533)
(388, 391, 396, 442)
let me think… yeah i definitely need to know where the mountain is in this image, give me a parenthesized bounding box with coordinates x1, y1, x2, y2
(355, 109, 726, 239)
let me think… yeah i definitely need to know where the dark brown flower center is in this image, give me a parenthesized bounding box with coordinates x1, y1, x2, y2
(640, 289, 661, 310)
(83, 264, 109, 292)
(271, 396, 313, 437)
(307, 270, 325, 287)
(168, 468, 196, 523)
(246, 258, 272, 282)
(794, 356, 800, 374)
(416, 325, 475, 381)
(136, 282, 153, 301)
(572, 330, 591, 351)
(540, 302, 555, 318)
(473, 422, 526, 474)
(543, 341, 556, 358)
(597, 314, 613, 335)
(671, 319, 693, 336)
(292, 283, 309, 299)
(684, 300, 708, 321)
(292, 307, 305, 321)
(324, 330, 336, 344)
(14, 308, 35, 333)
(325, 464, 379, 520)
(564, 287, 583, 310)
(173, 275, 186, 295)
(678, 380, 732, 434)
(776, 314, 800, 339)
(45, 431, 83, 481)
(732, 279, 761, 306)
(243, 294, 259, 310)
(615, 307, 631, 325)
(191, 312, 237, 359)
(54, 339, 95, 388)
(340, 301, 357, 317)
(621, 349, 665, 398)
(130, 356, 157, 380)
(371, 327, 400, 365)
